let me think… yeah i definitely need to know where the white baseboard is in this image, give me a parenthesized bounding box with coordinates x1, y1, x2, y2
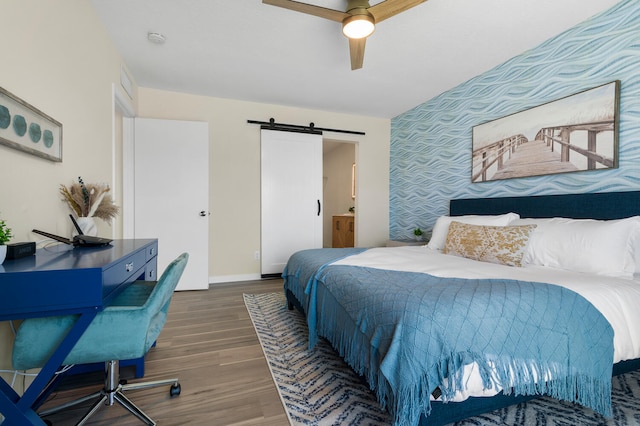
(209, 273, 262, 284)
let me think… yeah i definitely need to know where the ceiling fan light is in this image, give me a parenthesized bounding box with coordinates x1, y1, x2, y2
(342, 14, 375, 39)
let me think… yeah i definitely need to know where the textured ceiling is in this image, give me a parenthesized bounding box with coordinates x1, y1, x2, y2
(90, 0, 621, 119)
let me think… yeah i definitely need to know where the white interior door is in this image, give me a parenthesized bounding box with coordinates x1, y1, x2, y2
(134, 118, 209, 290)
(261, 129, 323, 276)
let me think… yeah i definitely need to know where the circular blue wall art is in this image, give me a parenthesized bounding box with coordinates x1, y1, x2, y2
(0, 105, 9, 129)
(29, 123, 42, 143)
(13, 115, 27, 136)
(43, 129, 54, 148)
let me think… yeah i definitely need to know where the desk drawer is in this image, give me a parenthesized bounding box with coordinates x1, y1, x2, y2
(145, 241, 158, 262)
(145, 256, 158, 281)
(103, 249, 146, 288)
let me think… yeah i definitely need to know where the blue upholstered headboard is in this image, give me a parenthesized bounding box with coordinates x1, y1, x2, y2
(450, 191, 640, 220)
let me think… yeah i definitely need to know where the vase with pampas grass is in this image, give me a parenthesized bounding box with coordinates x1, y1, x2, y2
(60, 176, 119, 236)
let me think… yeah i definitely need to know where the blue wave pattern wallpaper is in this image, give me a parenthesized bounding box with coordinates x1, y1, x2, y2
(389, 0, 640, 239)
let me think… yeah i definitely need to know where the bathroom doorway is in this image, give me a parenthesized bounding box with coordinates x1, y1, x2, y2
(323, 140, 356, 247)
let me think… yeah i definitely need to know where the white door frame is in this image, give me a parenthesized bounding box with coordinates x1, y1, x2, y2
(112, 83, 135, 239)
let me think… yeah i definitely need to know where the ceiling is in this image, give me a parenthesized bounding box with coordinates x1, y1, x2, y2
(90, 0, 621, 119)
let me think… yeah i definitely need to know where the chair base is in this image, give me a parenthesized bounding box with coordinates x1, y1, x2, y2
(39, 360, 180, 426)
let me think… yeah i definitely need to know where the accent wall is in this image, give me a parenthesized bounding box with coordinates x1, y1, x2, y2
(389, 0, 640, 239)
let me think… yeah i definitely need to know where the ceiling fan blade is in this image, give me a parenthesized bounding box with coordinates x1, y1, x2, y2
(368, 0, 427, 23)
(349, 38, 366, 70)
(262, 0, 349, 22)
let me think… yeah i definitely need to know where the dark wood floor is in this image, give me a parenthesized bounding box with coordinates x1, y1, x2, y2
(39, 279, 289, 425)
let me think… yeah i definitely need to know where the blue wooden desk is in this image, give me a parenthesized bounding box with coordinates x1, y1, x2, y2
(0, 239, 158, 425)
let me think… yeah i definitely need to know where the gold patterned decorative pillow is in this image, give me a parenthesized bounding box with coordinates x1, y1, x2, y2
(443, 221, 537, 267)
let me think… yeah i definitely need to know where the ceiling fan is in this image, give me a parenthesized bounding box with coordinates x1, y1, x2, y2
(263, 0, 427, 70)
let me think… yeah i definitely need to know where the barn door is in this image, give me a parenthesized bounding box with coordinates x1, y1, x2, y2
(260, 129, 323, 276)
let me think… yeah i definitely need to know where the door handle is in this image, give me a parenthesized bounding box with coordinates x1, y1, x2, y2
(317, 200, 321, 216)
(199, 211, 209, 217)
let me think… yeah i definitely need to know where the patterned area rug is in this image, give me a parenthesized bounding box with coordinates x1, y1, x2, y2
(244, 292, 640, 426)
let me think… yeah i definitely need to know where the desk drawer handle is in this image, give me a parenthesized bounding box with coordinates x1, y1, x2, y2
(125, 262, 134, 272)
(149, 247, 155, 256)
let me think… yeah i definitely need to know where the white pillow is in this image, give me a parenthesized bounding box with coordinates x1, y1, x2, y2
(427, 212, 520, 251)
(511, 216, 640, 277)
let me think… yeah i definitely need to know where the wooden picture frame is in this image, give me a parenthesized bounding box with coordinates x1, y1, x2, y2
(0, 87, 62, 162)
(472, 81, 619, 182)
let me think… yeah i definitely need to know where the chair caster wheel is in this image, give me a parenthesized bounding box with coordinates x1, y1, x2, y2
(170, 383, 181, 397)
(119, 379, 128, 386)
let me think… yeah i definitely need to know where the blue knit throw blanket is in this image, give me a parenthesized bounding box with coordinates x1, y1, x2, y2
(283, 249, 614, 426)
(282, 248, 366, 314)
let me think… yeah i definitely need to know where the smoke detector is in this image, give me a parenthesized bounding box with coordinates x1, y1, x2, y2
(147, 32, 166, 44)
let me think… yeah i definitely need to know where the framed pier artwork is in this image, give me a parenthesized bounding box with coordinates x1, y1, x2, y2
(0, 87, 63, 162)
(471, 80, 619, 183)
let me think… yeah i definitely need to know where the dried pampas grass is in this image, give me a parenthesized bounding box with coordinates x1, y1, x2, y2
(60, 176, 120, 223)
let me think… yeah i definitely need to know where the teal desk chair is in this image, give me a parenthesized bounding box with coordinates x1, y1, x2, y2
(12, 252, 189, 426)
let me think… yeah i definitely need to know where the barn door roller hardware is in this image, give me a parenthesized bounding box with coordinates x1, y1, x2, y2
(248, 118, 365, 135)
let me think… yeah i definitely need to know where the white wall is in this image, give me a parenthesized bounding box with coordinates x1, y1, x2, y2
(137, 88, 390, 283)
(1, 1, 133, 240)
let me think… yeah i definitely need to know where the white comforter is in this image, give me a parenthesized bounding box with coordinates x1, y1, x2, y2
(332, 246, 640, 400)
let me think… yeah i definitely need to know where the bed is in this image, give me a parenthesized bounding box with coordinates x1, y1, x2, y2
(282, 190, 640, 426)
